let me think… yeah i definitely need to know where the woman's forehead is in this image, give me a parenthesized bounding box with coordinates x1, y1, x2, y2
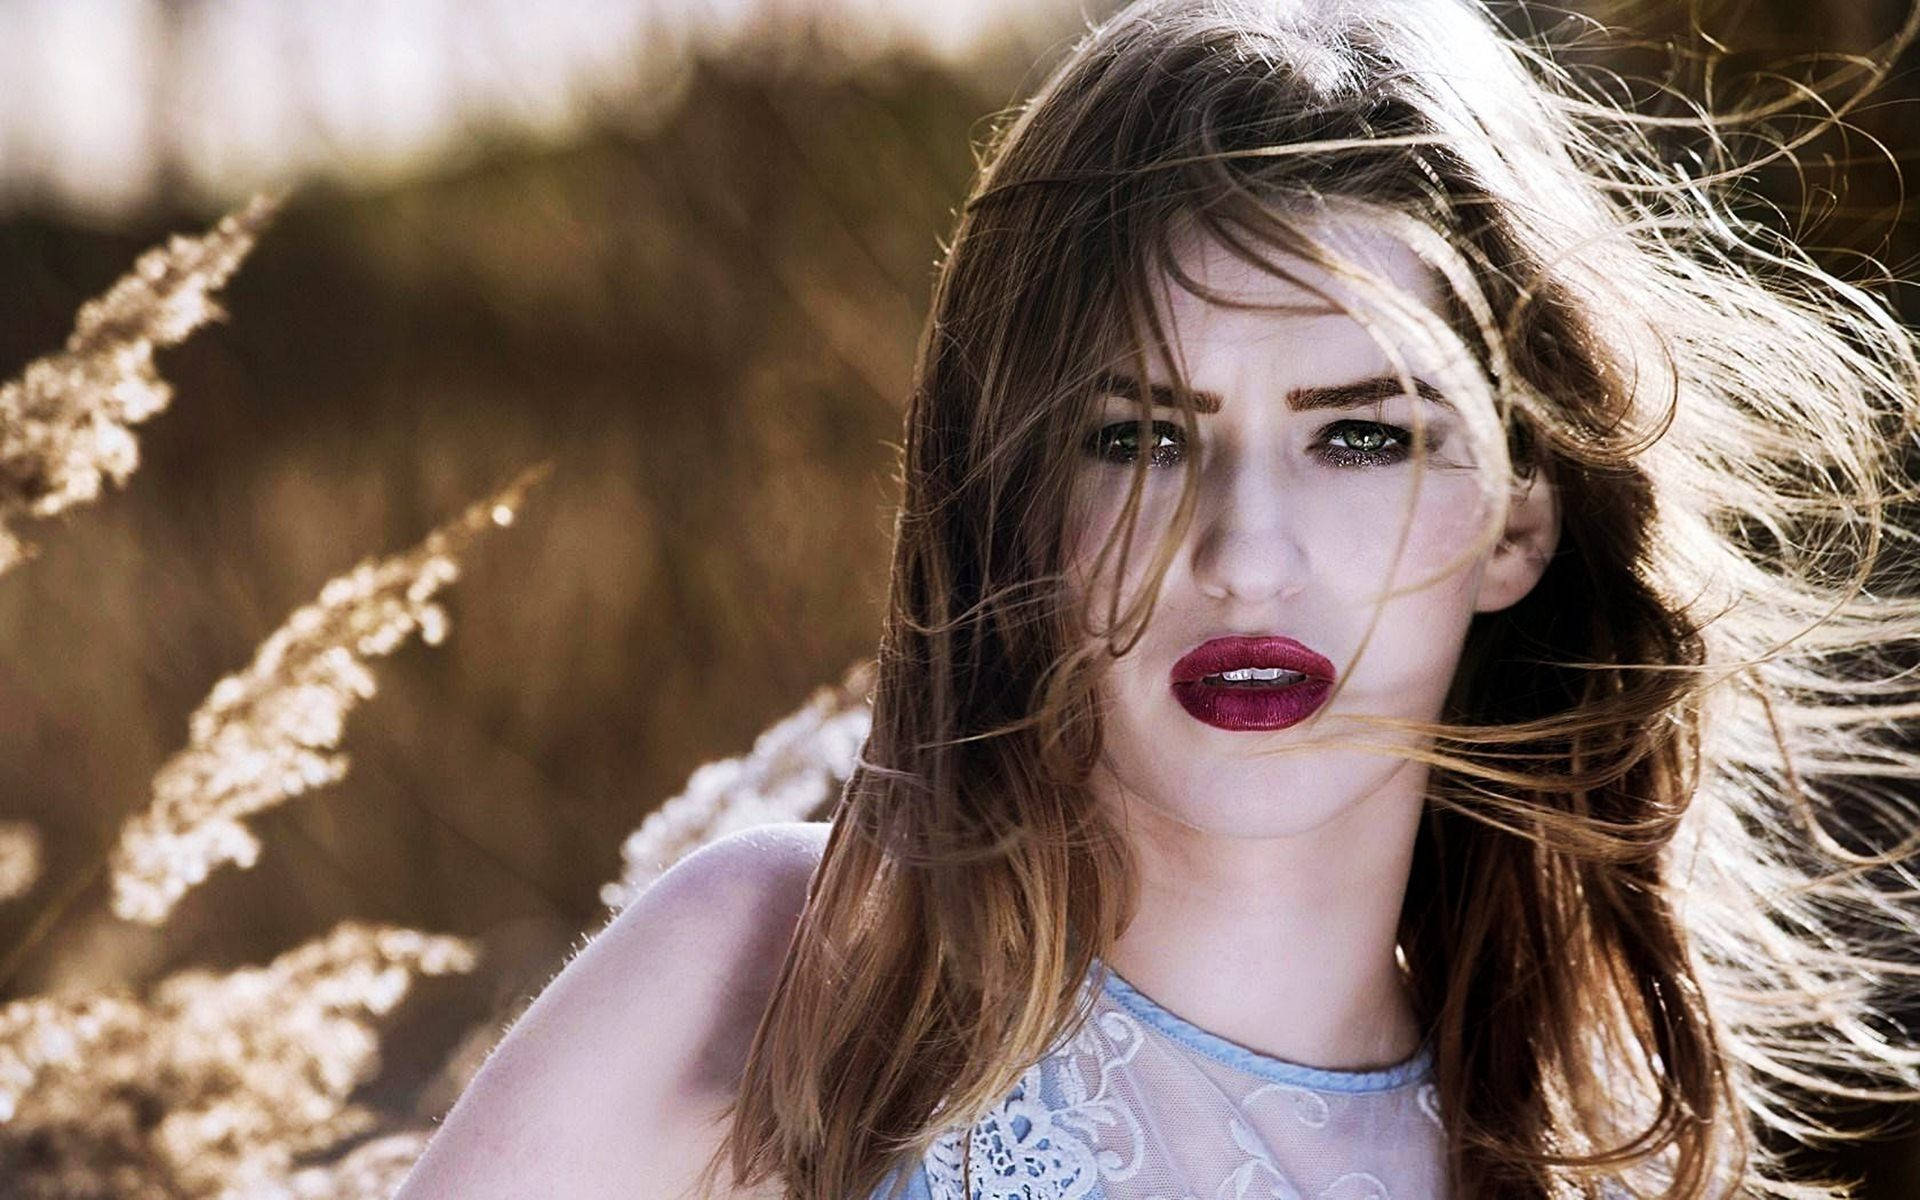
(1157, 217, 1445, 322)
(1137, 220, 1452, 389)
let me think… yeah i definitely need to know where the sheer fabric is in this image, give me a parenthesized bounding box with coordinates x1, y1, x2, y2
(874, 958, 1447, 1200)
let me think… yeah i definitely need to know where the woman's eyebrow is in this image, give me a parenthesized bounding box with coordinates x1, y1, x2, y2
(1292, 376, 1457, 414)
(1093, 371, 1454, 414)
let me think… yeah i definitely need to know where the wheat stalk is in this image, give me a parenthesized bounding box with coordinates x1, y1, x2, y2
(0, 194, 279, 577)
(0, 822, 42, 904)
(0, 922, 475, 1199)
(599, 657, 873, 910)
(107, 464, 551, 926)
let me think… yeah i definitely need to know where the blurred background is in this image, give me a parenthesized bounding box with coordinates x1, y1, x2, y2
(0, 0, 1914, 1195)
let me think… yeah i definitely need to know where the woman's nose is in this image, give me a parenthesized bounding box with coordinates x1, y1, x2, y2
(1189, 467, 1311, 604)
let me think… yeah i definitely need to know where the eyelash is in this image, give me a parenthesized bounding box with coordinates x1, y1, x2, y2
(1079, 419, 1421, 469)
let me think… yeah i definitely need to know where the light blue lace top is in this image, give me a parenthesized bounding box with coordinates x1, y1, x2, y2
(870, 957, 1448, 1200)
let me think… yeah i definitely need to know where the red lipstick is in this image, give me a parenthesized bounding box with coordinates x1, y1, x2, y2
(1169, 635, 1336, 732)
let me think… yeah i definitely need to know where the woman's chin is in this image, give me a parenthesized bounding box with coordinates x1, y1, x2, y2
(1100, 760, 1423, 842)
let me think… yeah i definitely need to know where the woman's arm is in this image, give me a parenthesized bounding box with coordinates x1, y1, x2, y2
(393, 821, 831, 1200)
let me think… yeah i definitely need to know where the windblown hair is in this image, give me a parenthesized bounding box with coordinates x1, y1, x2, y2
(708, 1, 1920, 1197)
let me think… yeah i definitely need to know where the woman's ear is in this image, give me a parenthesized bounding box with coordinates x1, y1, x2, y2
(1474, 467, 1560, 614)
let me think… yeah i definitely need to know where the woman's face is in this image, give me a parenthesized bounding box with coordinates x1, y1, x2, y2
(1064, 221, 1557, 839)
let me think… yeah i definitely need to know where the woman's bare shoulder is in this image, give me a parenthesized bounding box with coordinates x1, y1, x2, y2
(395, 820, 833, 1200)
(663, 821, 835, 1097)
(586, 820, 833, 1089)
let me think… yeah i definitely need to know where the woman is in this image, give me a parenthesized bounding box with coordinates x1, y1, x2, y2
(396, 1, 1920, 1197)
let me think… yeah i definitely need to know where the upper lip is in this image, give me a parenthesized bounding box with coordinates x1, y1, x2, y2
(1170, 635, 1337, 684)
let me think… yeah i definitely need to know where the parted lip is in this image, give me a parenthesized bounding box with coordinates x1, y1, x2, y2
(1169, 635, 1337, 685)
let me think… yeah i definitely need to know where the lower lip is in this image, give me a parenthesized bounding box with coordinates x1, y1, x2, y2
(1170, 678, 1333, 731)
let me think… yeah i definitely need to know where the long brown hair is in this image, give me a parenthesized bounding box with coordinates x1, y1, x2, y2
(707, 2, 1920, 1196)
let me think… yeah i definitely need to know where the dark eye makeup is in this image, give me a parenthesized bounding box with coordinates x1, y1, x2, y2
(1079, 417, 1428, 470)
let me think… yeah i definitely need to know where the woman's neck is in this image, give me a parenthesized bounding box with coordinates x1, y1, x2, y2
(1098, 765, 1428, 1072)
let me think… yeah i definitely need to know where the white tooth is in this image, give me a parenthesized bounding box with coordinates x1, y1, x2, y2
(1213, 666, 1303, 682)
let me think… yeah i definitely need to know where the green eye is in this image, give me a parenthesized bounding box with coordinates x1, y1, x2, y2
(1083, 420, 1186, 467)
(1319, 420, 1415, 466)
(1336, 425, 1392, 452)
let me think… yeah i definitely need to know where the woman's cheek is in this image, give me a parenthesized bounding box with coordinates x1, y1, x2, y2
(1348, 471, 1489, 581)
(1070, 483, 1178, 594)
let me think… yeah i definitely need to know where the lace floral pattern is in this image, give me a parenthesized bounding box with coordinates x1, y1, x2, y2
(925, 1006, 1150, 1200)
(917, 963, 1447, 1200)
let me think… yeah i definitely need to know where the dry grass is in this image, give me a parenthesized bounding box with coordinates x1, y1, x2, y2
(0, 923, 475, 1199)
(0, 193, 866, 1197)
(109, 464, 550, 927)
(0, 195, 277, 577)
(0, 823, 42, 904)
(600, 656, 872, 910)
(0, 205, 528, 1197)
